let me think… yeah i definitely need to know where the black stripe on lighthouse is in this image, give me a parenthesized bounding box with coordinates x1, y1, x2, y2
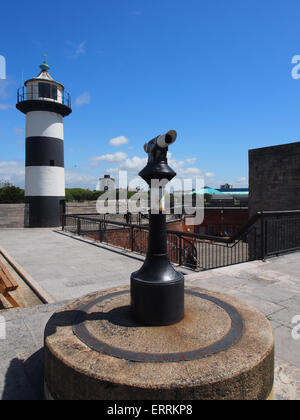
(25, 196, 66, 228)
(26, 137, 64, 167)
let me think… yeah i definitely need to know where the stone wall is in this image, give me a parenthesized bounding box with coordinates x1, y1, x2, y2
(249, 141, 300, 217)
(0, 201, 99, 228)
(0, 204, 26, 228)
(249, 141, 300, 259)
(0, 202, 149, 228)
(66, 202, 98, 215)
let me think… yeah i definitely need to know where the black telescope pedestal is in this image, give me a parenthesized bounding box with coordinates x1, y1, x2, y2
(131, 214, 184, 326)
(130, 131, 185, 326)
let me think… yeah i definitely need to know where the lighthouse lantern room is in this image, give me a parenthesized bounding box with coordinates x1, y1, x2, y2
(16, 61, 72, 228)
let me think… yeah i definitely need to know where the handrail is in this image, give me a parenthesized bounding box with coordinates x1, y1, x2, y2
(63, 210, 300, 270)
(64, 213, 253, 243)
(259, 210, 300, 215)
(17, 86, 71, 108)
(65, 210, 300, 244)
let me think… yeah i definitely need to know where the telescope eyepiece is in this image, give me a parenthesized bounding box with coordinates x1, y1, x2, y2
(165, 134, 173, 144)
(143, 130, 177, 154)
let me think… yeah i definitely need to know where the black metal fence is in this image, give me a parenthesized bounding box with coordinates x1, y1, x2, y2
(260, 211, 300, 258)
(17, 86, 71, 108)
(63, 215, 253, 271)
(62, 211, 300, 271)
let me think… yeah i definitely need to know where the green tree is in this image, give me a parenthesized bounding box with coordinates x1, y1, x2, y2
(65, 188, 105, 202)
(0, 186, 25, 203)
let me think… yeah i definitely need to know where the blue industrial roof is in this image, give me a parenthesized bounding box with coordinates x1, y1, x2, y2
(190, 187, 249, 195)
(189, 187, 222, 195)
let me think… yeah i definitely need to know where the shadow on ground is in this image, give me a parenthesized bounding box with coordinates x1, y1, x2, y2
(2, 349, 44, 400)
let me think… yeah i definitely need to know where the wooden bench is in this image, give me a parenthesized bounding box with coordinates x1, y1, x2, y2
(0, 261, 19, 308)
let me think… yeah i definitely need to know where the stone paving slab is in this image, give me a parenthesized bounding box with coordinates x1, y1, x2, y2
(0, 229, 144, 302)
(0, 302, 66, 400)
(185, 253, 300, 399)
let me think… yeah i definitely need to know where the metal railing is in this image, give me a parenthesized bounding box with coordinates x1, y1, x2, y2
(62, 211, 300, 271)
(17, 86, 71, 108)
(63, 214, 255, 271)
(260, 211, 300, 258)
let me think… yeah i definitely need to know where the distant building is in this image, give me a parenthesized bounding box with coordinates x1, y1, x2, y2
(186, 185, 249, 235)
(217, 185, 249, 196)
(195, 207, 249, 236)
(220, 183, 233, 190)
(97, 175, 116, 192)
(190, 185, 249, 200)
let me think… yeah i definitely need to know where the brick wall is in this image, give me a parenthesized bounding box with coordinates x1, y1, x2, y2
(249, 141, 300, 216)
(82, 220, 184, 264)
(249, 141, 300, 258)
(195, 208, 248, 236)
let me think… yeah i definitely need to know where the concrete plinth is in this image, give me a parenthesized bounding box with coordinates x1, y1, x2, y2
(44, 286, 274, 400)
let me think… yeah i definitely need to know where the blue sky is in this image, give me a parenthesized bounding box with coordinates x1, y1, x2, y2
(0, 0, 300, 189)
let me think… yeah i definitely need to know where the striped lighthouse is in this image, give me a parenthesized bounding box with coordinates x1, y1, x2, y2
(16, 61, 72, 227)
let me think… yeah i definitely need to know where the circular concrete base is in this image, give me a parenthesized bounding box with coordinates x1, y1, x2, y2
(44, 286, 274, 400)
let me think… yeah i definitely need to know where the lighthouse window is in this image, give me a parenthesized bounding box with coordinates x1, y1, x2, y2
(50, 160, 55, 166)
(39, 83, 57, 101)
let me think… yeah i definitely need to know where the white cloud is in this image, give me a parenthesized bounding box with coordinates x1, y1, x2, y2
(75, 41, 86, 57)
(168, 157, 185, 171)
(65, 170, 98, 189)
(74, 92, 91, 107)
(89, 150, 213, 190)
(109, 136, 129, 147)
(13, 127, 24, 136)
(104, 167, 119, 174)
(121, 156, 147, 171)
(91, 152, 128, 164)
(235, 177, 248, 186)
(185, 158, 197, 165)
(68, 41, 86, 59)
(0, 79, 12, 100)
(181, 167, 202, 176)
(0, 161, 25, 187)
(0, 104, 12, 111)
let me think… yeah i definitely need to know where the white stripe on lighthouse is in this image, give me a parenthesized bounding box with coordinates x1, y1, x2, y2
(25, 166, 65, 197)
(26, 111, 64, 139)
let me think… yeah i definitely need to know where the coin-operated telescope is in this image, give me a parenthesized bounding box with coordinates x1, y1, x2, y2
(139, 130, 178, 185)
(130, 130, 185, 326)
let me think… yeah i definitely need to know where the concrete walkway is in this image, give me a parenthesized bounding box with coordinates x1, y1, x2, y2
(0, 229, 144, 301)
(185, 255, 300, 400)
(0, 228, 299, 399)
